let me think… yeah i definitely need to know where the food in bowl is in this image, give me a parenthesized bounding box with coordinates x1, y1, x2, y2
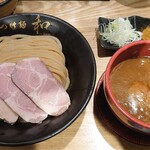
(0, 34, 69, 89)
(100, 17, 142, 47)
(104, 40, 150, 134)
(0, 13, 96, 145)
(110, 57, 150, 124)
(0, 34, 71, 124)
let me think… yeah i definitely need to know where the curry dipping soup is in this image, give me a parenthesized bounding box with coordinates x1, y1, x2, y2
(110, 57, 150, 124)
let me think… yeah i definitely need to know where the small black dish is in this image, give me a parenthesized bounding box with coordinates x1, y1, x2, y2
(0, 13, 96, 146)
(98, 16, 150, 50)
(94, 73, 150, 146)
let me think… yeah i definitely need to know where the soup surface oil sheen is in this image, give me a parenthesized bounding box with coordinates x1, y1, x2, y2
(110, 57, 150, 124)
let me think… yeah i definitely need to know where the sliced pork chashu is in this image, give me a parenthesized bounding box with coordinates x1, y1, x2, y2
(0, 63, 47, 123)
(0, 98, 18, 124)
(12, 57, 71, 116)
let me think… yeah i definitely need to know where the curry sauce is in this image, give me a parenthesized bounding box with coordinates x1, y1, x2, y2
(110, 57, 150, 124)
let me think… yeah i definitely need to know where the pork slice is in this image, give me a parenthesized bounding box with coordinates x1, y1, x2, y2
(0, 98, 18, 124)
(0, 63, 48, 123)
(12, 57, 71, 116)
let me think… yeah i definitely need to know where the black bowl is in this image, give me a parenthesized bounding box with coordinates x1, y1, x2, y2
(98, 16, 150, 50)
(0, 0, 18, 18)
(0, 13, 96, 146)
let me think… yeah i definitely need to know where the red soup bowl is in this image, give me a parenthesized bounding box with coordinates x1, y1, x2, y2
(104, 40, 150, 134)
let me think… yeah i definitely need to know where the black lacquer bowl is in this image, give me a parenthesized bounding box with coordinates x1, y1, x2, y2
(0, 13, 96, 146)
(99, 16, 150, 50)
(0, 0, 18, 18)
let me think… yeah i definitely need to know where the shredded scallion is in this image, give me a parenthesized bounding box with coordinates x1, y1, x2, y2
(100, 17, 142, 47)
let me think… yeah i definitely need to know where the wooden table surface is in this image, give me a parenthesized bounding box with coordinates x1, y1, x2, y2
(1, 0, 150, 150)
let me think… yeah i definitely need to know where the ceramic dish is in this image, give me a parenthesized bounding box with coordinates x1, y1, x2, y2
(0, 0, 18, 18)
(104, 40, 150, 134)
(0, 13, 96, 146)
(94, 73, 150, 146)
(98, 16, 150, 50)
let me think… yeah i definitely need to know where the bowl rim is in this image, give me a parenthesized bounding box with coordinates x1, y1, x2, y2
(105, 40, 150, 129)
(0, 0, 10, 7)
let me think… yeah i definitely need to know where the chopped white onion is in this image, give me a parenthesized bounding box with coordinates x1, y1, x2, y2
(100, 17, 142, 47)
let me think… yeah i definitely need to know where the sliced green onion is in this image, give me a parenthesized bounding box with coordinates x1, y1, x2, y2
(100, 17, 142, 47)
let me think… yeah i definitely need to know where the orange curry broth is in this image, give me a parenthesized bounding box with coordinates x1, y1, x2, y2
(110, 57, 150, 124)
